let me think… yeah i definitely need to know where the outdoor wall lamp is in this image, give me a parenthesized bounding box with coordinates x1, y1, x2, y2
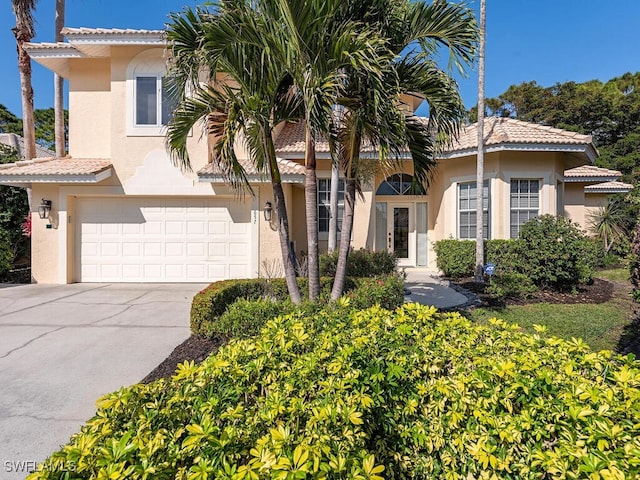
(264, 201, 273, 222)
(37, 199, 52, 220)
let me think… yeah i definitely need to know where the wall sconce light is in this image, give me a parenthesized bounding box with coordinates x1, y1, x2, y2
(264, 201, 273, 222)
(37, 199, 52, 220)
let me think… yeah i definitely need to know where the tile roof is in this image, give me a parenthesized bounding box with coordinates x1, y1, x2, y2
(0, 133, 55, 159)
(448, 117, 592, 153)
(198, 158, 304, 179)
(564, 165, 622, 181)
(23, 42, 77, 50)
(62, 27, 164, 36)
(585, 181, 634, 194)
(274, 122, 377, 154)
(0, 157, 111, 176)
(274, 117, 595, 157)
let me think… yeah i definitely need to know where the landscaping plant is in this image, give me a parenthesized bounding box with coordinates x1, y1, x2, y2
(29, 304, 640, 479)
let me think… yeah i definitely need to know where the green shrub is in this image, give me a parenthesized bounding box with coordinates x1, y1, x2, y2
(348, 274, 405, 310)
(433, 239, 475, 278)
(487, 272, 537, 300)
(0, 228, 13, 278)
(192, 275, 400, 338)
(320, 248, 397, 277)
(30, 305, 640, 480)
(516, 215, 594, 291)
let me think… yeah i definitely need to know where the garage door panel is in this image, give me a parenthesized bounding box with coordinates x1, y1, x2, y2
(77, 197, 252, 282)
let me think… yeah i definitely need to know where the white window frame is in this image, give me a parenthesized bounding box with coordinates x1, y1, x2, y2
(133, 75, 174, 128)
(510, 178, 540, 238)
(126, 49, 174, 137)
(317, 177, 345, 238)
(458, 180, 490, 240)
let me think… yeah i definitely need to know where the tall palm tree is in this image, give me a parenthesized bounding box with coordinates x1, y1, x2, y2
(273, 0, 386, 300)
(54, 0, 66, 157)
(330, 0, 478, 300)
(166, 5, 303, 303)
(475, 0, 486, 282)
(11, 0, 38, 207)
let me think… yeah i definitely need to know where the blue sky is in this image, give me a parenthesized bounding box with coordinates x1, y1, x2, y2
(1, 0, 639, 118)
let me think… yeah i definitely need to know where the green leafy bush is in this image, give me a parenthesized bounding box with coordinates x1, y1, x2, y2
(191, 275, 402, 338)
(433, 239, 476, 278)
(486, 272, 537, 300)
(0, 229, 13, 278)
(320, 248, 397, 277)
(516, 215, 594, 291)
(29, 305, 640, 480)
(348, 274, 405, 310)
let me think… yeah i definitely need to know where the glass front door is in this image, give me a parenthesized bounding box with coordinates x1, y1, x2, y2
(386, 204, 414, 265)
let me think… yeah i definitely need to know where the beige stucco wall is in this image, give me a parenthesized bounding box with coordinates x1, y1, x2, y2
(68, 58, 111, 158)
(564, 183, 586, 227)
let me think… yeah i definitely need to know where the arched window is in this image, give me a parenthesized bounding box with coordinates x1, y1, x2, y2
(376, 173, 425, 195)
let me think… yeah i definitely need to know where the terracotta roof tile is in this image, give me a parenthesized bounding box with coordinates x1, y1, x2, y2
(62, 27, 164, 36)
(274, 117, 594, 157)
(585, 181, 634, 194)
(197, 158, 304, 177)
(274, 122, 377, 154)
(0, 157, 111, 176)
(0, 133, 55, 159)
(449, 117, 592, 152)
(564, 165, 622, 180)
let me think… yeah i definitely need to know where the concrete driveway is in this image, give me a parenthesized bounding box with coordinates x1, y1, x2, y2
(0, 282, 206, 479)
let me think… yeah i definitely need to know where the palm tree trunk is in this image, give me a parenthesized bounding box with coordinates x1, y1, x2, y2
(54, 0, 65, 157)
(12, 0, 37, 209)
(474, 0, 486, 283)
(327, 160, 339, 252)
(331, 175, 355, 301)
(305, 123, 320, 300)
(266, 131, 302, 304)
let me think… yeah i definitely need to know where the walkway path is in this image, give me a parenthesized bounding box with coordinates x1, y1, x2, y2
(403, 268, 475, 309)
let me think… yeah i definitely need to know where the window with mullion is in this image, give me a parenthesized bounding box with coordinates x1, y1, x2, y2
(510, 179, 540, 238)
(135, 75, 176, 127)
(458, 180, 489, 239)
(318, 178, 344, 233)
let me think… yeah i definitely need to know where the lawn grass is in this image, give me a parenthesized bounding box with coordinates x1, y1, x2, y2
(467, 269, 633, 353)
(594, 267, 630, 283)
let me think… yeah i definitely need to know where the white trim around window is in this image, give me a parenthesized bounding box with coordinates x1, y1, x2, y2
(509, 178, 540, 238)
(458, 180, 490, 240)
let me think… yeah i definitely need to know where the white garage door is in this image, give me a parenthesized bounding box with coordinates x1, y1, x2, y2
(76, 197, 253, 282)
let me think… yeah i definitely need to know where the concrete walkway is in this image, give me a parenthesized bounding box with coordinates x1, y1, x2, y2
(403, 268, 473, 309)
(0, 283, 206, 480)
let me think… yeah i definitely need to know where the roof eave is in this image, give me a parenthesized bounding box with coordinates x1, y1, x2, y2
(0, 168, 112, 185)
(437, 142, 597, 162)
(198, 174, 305, 184)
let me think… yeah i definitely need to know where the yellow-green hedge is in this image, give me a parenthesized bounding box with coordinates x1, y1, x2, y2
(29, 304, 640, 479)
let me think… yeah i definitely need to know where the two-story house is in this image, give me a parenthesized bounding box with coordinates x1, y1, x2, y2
(0, 28, 632, 283)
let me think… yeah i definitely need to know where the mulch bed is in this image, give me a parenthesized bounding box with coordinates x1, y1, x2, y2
(452, 277, 614, 308)
(141, 335, 225, 384)
(142, 277, 619, 384)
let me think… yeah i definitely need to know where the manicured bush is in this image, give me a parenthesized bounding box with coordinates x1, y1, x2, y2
(320, 248, 397, 278)
(191, 275, 402, 338)
(29, 304, 640, 480)
(433, 239, 476, 278)
(486, 271, 537, 300)
(348, 274, 405, 310)
(516, 215, 594, 291)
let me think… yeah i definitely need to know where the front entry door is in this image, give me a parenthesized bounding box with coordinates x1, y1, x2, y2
(387, 204, 414, 266)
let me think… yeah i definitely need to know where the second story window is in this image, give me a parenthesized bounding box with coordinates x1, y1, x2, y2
(135, 76, 175, 127)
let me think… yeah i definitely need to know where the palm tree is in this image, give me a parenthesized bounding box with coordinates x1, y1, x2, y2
(11, 0, 38, 208)
(588, 198, 629, 253)
(273, 0, 386, 300)
(475, 0, 486, 282)
(54, 0, 66, 157)
(330, 0, 478, 300)
(166, 5, 303, 303)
